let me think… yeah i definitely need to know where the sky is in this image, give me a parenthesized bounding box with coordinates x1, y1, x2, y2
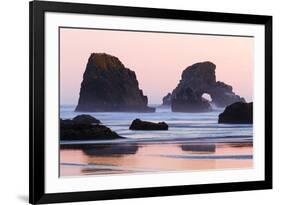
(60, 28, 253, 105)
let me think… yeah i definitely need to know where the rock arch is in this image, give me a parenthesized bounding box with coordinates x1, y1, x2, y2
(202, 93, 212, 102)
(171, 61, 245, 112)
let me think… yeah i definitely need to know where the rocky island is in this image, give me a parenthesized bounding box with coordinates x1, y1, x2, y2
(75, 53, 155, 112)
(218, 102, 253, 124)
(60, 114, 123, 141)
(129, 119, 168, 130)
(169, 61, 245, 112)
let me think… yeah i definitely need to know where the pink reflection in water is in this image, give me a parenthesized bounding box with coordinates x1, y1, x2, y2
(60, 142, 253, 176)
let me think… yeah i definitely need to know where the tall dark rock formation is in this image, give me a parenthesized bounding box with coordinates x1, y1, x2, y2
(171, 61, 245, 112)
(162, 93, 172, 106)
(75, 53, 155, 112)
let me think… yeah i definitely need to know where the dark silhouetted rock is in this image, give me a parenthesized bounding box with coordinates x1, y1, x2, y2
(218, 102, 253, 124)
(210, 81, 245, 107)
(72, 114, 100, 124)
(171, 61, 245, 112)
(129, 119, 168, 130)
(60, 117, 123, 140)
(75, 53, 155, 112)
(162, 93, 172, 106)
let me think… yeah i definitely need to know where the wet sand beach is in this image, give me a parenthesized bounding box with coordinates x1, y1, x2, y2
(60, 141, 252, 176)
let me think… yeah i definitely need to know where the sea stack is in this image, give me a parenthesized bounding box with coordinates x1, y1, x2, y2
(60, 116, 123, 141)
(162, 93, 172, 106)
(171, 61, 245, 112)
(75, 53, 155, 112)
(218, 102, 253, 124)
(129, 119, 168, 130)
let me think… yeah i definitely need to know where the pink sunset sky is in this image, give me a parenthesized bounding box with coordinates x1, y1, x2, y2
(60, 28, 253, 105)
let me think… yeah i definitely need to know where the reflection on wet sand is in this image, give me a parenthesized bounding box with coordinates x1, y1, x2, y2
(229, 142, 253, 147)
(60, 141, 253, 176)
(82, 143, 138, 156)
(181, 144, 216, 152)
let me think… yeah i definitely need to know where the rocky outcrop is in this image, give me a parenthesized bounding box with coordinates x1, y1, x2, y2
(129, 119, 168, 130)
(209, 81, 245, 107)
(218, 102, 253, 124)
(72, 114, 100, 124)
(75, 53, 155, 112)
(162, 93, 172, 106)
(60, 116, 123, 140)
(171, 61, 245, 112)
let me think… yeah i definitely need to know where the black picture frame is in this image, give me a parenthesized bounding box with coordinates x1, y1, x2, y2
(29, 0, 272, 204)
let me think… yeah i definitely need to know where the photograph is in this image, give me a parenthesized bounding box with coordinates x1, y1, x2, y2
(29, 1, 272, 203)
(59, 27, 254, 177)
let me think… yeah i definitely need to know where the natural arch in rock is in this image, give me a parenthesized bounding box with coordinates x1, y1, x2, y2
(202, 93, 212, 102)
(171, 61, 245, 112)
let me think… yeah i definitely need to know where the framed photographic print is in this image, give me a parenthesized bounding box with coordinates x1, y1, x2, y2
(29, 0, 272, 204)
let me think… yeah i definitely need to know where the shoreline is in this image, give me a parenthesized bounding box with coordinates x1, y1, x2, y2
(59, 105, 253, 177)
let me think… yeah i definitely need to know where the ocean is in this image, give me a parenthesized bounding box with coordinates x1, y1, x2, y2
(60, 105, 253, 176)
